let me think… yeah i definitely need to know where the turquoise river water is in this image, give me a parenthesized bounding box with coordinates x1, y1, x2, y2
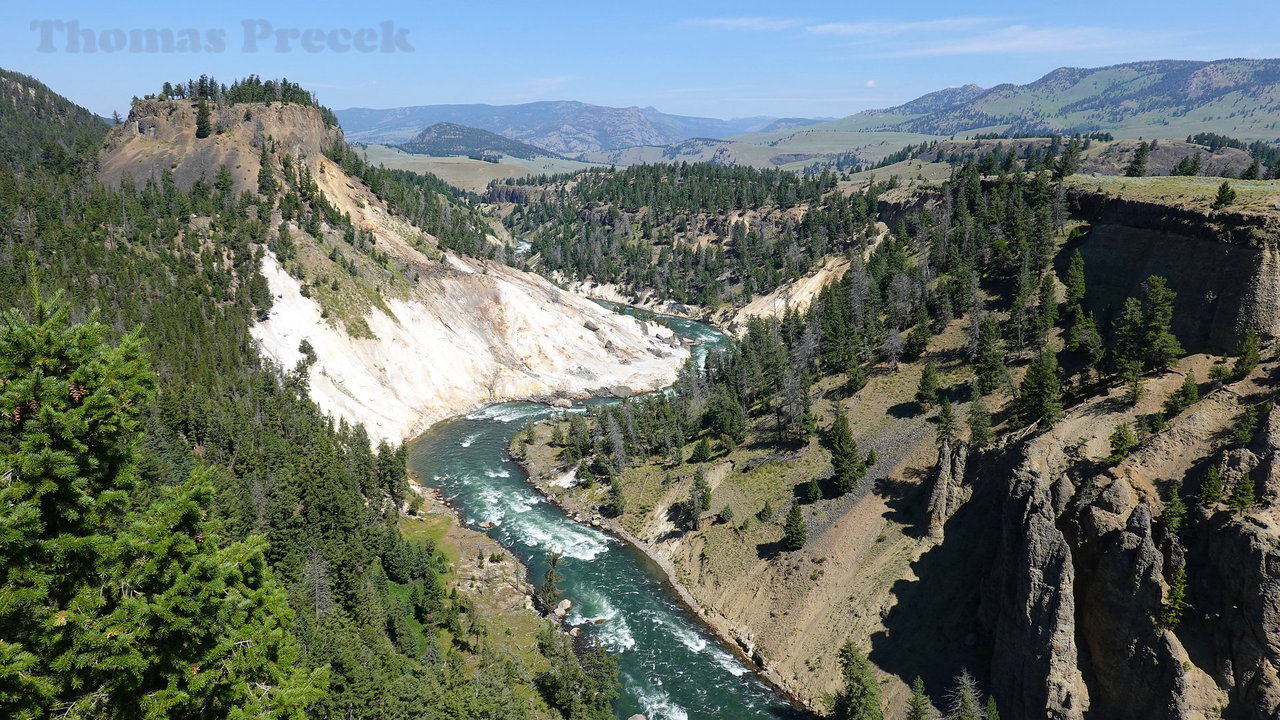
(407, 313, 807, 720)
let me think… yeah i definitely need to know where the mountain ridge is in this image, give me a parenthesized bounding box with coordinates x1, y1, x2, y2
(833, 58, 1280, 139)
(335, 100, 826, 153)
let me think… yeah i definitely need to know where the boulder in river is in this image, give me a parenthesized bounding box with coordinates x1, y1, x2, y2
(553, 599, 573, 618)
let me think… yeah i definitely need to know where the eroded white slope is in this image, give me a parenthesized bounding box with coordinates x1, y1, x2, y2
(252, 251, 688, 444)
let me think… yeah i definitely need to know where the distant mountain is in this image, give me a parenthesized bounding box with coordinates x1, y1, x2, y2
(836, 59, 1280, 139)
(891, 84, 987, 115)
(0, 68, 109, 172)
(397, 122, 563, 160)
(755, 117, 834, 133)
(335, 101, 823, 153)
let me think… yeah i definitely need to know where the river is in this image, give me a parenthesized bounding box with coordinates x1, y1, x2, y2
(406, 313, 806, 720)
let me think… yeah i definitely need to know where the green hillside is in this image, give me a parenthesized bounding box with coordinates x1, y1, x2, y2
(0, 68, 108, 172)
(0, 72, 612, 720)
(830, 59, 1280, 140)
(398, 121, 563, 159)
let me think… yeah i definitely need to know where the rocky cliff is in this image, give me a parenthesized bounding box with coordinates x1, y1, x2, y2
(100, 100, 689, 443)
(964, 351, 1280, 719)
(1066, 192, 1280, 353)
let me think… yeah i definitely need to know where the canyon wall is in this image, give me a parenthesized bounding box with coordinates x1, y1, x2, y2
(99, 100, 690, 444)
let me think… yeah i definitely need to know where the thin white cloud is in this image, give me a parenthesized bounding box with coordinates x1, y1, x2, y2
(687, 15, 1176, 59)
(865, 79, 877, 88)
(806, 17, 996, 37)
(887, 25, 1133, 56)
(684, 17, 804, 32)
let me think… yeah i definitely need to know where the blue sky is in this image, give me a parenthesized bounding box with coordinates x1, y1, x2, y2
(3, 1, 1277, 119)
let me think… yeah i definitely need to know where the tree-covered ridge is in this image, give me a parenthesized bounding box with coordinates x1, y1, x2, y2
(0, 78, 616, 715)
(324, 138, 494, 258)
(571, 163, 838, 213)
(0, 293, 327, 719)
(0, 67, 108, 174)
(500, 162, 886, 306)
(141, 75, 339, 128)
(149, 74, 321, 108)
(398, 122, 563, 160)
(526, 159, 1196, 536)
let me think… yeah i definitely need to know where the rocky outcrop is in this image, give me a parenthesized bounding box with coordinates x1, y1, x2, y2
(1180, 404, 1280, 718)
(101, 99, 339, 194)
(1186, 510, 1280, 718)
(1068, 487, 1194, 720)
(970, 392, 1280, 719)
(1249, 407, 1280, 508)
(1065, 192, 1280, 353)
(927, 438, 969, 537)
(981, 463, 1087, 720)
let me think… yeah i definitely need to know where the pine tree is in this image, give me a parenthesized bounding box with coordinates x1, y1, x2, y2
(829, 408, 864, 495)
(783, 503, 807, 550)
(1139, 276, 1183, 371)
(966, 396, 993, 449)
(104, 473, 325, 718)
(1017, 349, 1063, 428)
(1229, 471, 1256, 511)
(1124, 141, 1150, 177)
(936, 397, 957, 445)
(1064, 250, 1087, 308)
(195, 99, 213, 138)
(539, 552, 563, 610)
(1172, 153, 1202, 176)
(1161, 563, 1189, 628)
(1212, 181, 1236, 210)
(1066, 306, 1105, 370)
(974, 315, 1007, 395)
(805, 477, 821, 504)
(1053, 138, 1082, 181)
(1120, 359, 1145, 406)
(905, 307, 931, 359)
(609, 479, 626, 517)
(1198, 465, 1223, 506)
(258, 144, 278, 197)
(917, 360, 940, 409)
(689, 436, 712, 463)
(1163, 487, 1188, 536)
(985, 696, 1002, 720)
(946, 670, 983, 720)
(1241, 159, 1261, 180)
(1163, 372, 1200, 416)
(1036, 273, 1058, 334)
(831, 642, 882, 720)
(905, 676, 934, 720)
(693, 468, 712, 512)
(1113, 297, 1146, 373)
(1232, 328, 1261, 379)
(845, 359, 868, 396)
(1108, 423, 1139, 465)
